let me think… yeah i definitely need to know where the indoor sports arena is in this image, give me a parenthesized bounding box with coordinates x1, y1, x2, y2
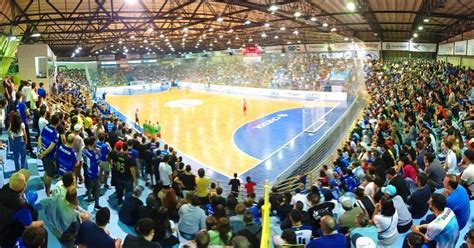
(0, 0, 473, 247)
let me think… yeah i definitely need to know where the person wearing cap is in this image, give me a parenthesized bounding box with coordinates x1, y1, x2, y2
(381, 185, 412, 233)
(306, 215, 347, 247)
(442, 174, 470, 230)
(0, 172, 44, 247)
(460, 149, 474, 197)
(338, 195, 363, 232)
(38, 113, 60, 197)
(119, 185, 144, 226)
(110, 141, 137, 205)
(72, 123, 85, 186)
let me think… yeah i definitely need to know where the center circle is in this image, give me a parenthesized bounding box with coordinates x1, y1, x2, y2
(165, 99, 203, 108)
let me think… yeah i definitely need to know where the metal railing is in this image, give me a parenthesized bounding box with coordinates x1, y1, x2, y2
(273, 94, 367, 193)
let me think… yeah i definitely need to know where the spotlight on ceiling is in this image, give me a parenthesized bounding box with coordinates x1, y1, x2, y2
(294, 11, 302, 18)
(423, 18, 430, 23)
(330, 27, 337, 32)
(413, 33, 418, 38)
(244, 20, 251, 25)
(269, 4, 279, 12)
(130, 35, 135, 39)
(280, 27, 286, 31)
(264, 23, 270, 27)
(374, 33, 378, 36)
(418, 26, 424, 31)
(344, 37, 349, 41)
(183, 27, 189, 32)
(274, 35, 279, 39)
(147, 27, 154, 32)
(346, 1, 356, 11)
(208, 28, 214, 32)
(293, 30, 299, 35)
(31, 32, 41, 37)
(310, 17, 317, 22)
(261, 32, 267, 38)
(8, 35, 16, 41)
(322, 22, 328, 27)
(216, 17, 224, 22)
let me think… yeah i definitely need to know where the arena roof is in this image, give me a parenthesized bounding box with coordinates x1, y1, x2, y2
(0, 0, 473, 56)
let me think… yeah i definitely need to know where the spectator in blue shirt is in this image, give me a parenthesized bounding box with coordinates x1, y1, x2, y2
(75, 207, 120, 248)
(56, 134, 78, 176)
(0, 172, 44, 247)
(83, 136, 102, 209)
(38, 114, 60, 197)
(443, 174, 470, 230)
(37, 83, 46, 98)
(408, 173, 431, 219)
(306, 215, 348, 248)
(15, 92, 35, 157)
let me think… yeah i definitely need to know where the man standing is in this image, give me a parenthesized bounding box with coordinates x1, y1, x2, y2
(96, 132, 112, 189)
(410, 194, 459, 248)
(37, 82, 46, 98)
(111, 141, 136, 205)
(72, 124, 85, 187)
(38, 114, 60, 197)
(16, 92, 35, 157)
(83, 137, 102, 209)
(56, 134, 78, 176)
(159, 155, 172, 188)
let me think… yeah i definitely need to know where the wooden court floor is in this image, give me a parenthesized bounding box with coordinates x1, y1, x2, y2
(106, 89, 336, 177)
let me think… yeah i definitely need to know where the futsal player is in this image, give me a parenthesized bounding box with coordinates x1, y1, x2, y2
(135, 108, 139, 124)
(243, 99, 247, 116)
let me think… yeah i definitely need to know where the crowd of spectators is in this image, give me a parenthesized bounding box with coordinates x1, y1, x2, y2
(94, 54, 356, 92)
(1, 58, 474, 248)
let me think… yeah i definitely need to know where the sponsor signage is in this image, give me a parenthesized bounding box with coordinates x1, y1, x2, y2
(354, 42, 382, 51)
(468, 39, 474, 56)
(97, 54, 115, 60)
(306, 43, 329, 52)
(454, 40, 467, 55)
(126, 54, 141, 60)
(409, 43, 437, 52)
(382, 42, 409, 51)
(263, 45, 284, 54)
(330, 43, 355, 51)
(438, 44, 446, 55)
(285, 45, 305, 53)
(445, 43, 454, 55)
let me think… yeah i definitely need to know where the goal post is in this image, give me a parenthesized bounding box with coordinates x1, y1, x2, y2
(302, 100, 326, 133)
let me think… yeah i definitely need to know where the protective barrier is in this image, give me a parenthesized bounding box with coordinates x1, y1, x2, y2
(260, 180, 271, 248)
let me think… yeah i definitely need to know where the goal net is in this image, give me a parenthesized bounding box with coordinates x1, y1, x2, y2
(302, 101, 326, 133)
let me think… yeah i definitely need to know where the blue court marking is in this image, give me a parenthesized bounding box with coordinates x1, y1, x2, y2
(239, 96, 355, 183)
(233, 107, 334, 160)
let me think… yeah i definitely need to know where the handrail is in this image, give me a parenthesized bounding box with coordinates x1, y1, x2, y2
(260, 180, 271, 248)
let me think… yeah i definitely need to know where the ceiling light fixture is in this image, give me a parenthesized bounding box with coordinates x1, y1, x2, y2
(217, 17, 224, 22)
(219, 35, 224, 39)
(209, 28, 214, 32)
(331, 27, 337, 32)
(374, 33, 378, 36)
(130, 35, 135, 39)
(423, 18, 430, 23)
(248, 38, 253, 42)
(261, 32, 267, 38)
(183, 27, 189, 32)
(269, 4, 279, 11)
(264, 23, 270, 27)
(31, 32, 41, 37)
(418, 26, 424, 30)
(346, 1, 356, 11)
(344, 37, 349, 41)
(274, 35, 279, 39)
(322, 22, 328, 27)
(147, 27, 154, 32)
(244, 20, 251, 25)
(280, 27, 286, 31)
(160, 34, 165, 38)
(293, 30, 299, 35)
(310, 17, 317, 22)
(294, 11, 302, 18)
(228, 29, 234, 33)
(413, 33, 418, 38)
(8, 35, 16, 41)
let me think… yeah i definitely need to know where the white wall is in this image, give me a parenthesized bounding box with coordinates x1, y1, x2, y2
(17, 44, 54, 88)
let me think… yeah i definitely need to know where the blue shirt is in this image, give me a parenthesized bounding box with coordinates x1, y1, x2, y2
(16, 102, 28, 124)
(446, 186, 470, 230)
(306, 233, 348, 248)
(75, 220, 115, 248)
(37, 88, 46, 98)
(96, 141, 109, 161)
(40, 125, 59, 159)
(83, 148, 100, 180)
(57, 145, 77, 175)
(105, 123, 115, 133)
(128, 149, 138, 166)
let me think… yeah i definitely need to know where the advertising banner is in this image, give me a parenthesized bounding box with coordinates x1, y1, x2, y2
(126, 54, 141, 60)
(285, 44, 305, 53)
(454, 40, 467, 55)
(468, 39, 474, 56)
(409, 43, 437, 52)
(437, 44, 446, 55)
(357, 50, 380, 60)
(306, 43, 329, 52)
(330, 43, 355, 51)
(382, 42, 409, 51)
(355, 42, 382, 51)
(263, 45, 283, 54)
(97, 54, 115, 60)
(445, 43, 454, 55)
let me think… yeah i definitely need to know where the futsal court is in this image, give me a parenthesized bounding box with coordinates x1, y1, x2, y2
(105, 87, 352, 183)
